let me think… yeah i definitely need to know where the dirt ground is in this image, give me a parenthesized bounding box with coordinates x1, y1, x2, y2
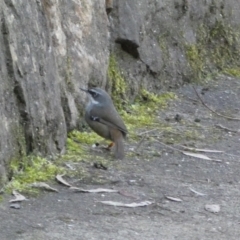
(1, 76, 240, 240)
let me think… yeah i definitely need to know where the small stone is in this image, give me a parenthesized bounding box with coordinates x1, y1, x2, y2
(174, 114, 182, 122)
(194, 118, 201, 122)
(165, 117, 170, 122)
(205, 204, 220, 213)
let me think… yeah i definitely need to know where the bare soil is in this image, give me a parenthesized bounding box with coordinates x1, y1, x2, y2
(1, 76, 240, 240)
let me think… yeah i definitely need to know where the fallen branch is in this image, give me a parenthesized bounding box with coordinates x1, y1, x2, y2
(192, 86, 240, 121)
(138, 128, 158, 136)
(215, 124, 240, 133)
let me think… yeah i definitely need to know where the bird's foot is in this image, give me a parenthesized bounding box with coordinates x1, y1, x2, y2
(105, 142, 114, 151)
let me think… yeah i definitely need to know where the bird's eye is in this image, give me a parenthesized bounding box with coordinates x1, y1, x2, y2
(89, 90, 98, 98)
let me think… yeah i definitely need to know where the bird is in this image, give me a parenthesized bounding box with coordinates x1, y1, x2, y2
(80, 87, 128, 159)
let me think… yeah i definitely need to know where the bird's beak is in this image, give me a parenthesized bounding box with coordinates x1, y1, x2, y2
(80, 88, 89, 93)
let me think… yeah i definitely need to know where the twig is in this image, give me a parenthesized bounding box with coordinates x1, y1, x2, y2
(215, 124, 240, 133)
(189, 188, 206, 196)
(155, 140, 222, 162)
(138, 128, 158, 136)
(134, 131, 162, 153)
(155, 140, 182, 153)
(134, 135, 146, 152)
(184, 95, 199, 103)
(192, 86, 240, 121)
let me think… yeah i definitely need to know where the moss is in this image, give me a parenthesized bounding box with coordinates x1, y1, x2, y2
(185, 21, 240, 81)
(122, 104, 157, 130)
(207, 22, 240, 69)
(63, 130, 113, 167)
(5, 128, 115, 194)
(139, 90, 175, 106)
(62, 130, 104, 162)
(6, 155, 64, 193)
(66, 130, 102, 155)
(107, 54, 127, 109)
(223, 68, 240, 77)
(186, 44, 206, 80)
(68, 130, 102, 145)
(121, 91, 176, 140)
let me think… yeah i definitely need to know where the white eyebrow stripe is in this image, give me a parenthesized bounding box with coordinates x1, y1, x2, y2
(91, 99, 99, 104)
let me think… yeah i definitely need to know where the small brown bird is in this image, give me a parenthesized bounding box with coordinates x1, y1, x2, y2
(81, 87, 127, 159)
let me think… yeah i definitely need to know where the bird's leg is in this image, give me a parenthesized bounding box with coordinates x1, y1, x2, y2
(106, 142, 114, 151)
(96, 141, 114, 151)
(92, 140, 114, 150)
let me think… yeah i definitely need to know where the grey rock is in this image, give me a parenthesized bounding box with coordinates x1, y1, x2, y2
(110, 0, 240, 91)
(115, 0, 141, 58)
(138, 36, 163, 74)
(0, 0, 109, 187)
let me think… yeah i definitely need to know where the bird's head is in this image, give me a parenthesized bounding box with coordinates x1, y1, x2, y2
(80, 87, 112, 106)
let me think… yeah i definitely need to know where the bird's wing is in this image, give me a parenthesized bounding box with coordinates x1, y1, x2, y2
(89, 105, 128, 136)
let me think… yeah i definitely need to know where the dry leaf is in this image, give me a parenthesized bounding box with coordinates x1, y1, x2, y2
(9, 190, 27, 203)
(192, 149, 223, 153)
(30, 182, 59, 192)
(181, 146, 223, 153)
(182, 151, 222, 162)
(183, 151, 212, 160)
(189, 188, 206, 196)
(205, 204, 220, 213)
(99, 200, 153, 208)
(70, 187, 118, 193)
(56, 174, 72, 187)
(165, 196, 183, 202)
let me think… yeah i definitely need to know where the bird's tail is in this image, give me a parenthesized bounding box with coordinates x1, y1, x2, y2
(110, 129, 125, 159)
(114, 136, 125, 160)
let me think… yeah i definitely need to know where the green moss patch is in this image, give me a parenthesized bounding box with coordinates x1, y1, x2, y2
(6, 156, 64, 193)
(223, 68, 240, 77)
(63, 130, 106, 162)
(107, 54, 127, 109)
(121, 90, 176, 139)
(62, 131, 115, 184)
(185, 21, 240, 81)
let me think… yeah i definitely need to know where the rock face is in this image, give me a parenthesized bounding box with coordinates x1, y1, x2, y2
(0, 0, 240, 186)
(110, 0, 240, 93)
(0, 0, 109, 185)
